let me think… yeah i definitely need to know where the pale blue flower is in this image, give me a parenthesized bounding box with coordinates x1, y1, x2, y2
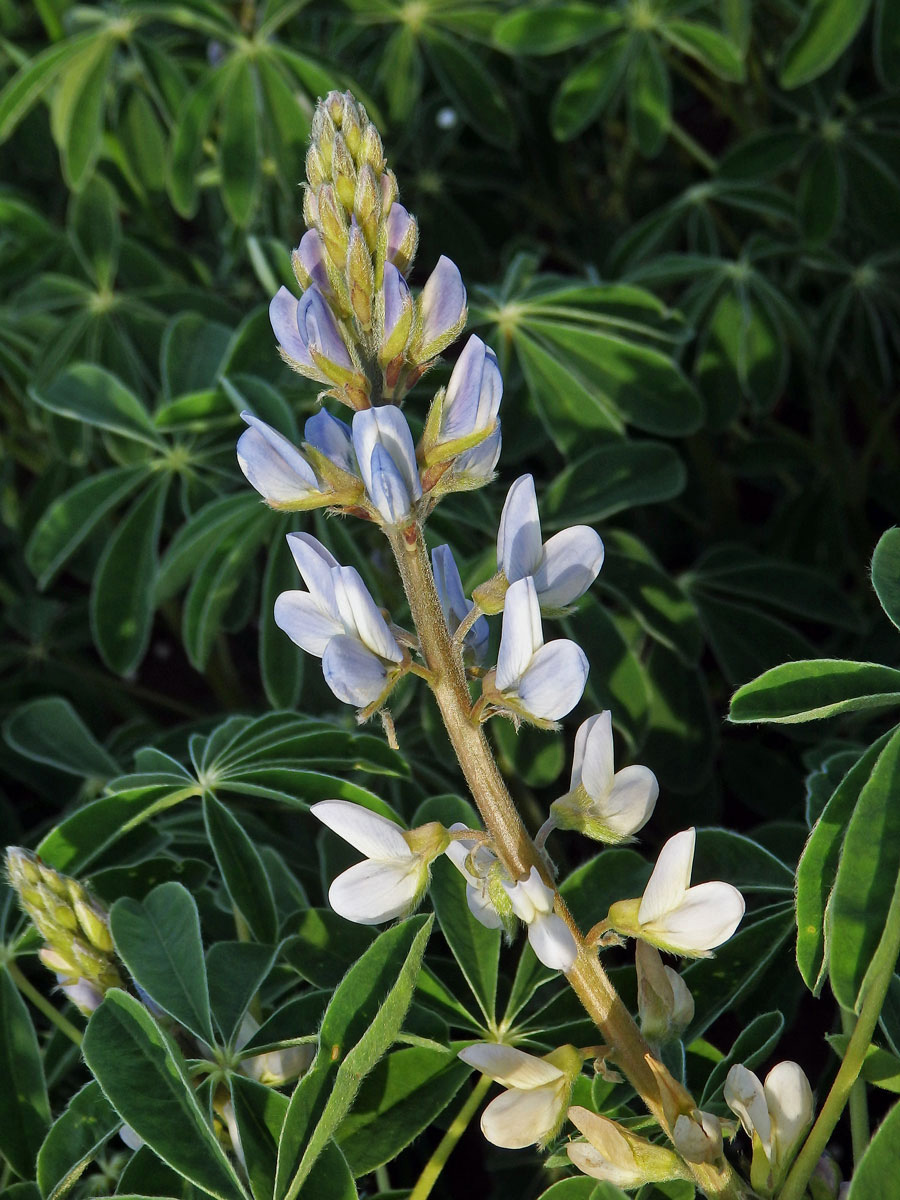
(352, 406, 422, 526)
(304, 408, 358, 477)
(439, 334, 502, 445)
(409, 256, 467, 363)
(237, 413, 324, 508)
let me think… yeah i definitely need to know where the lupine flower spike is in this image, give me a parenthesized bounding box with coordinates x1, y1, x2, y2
(311, 801, 449, 924)
(457, 1043, 582, 1148)
(549, 711, 658, 844)
(604, 828, 745, 957)
(6, 847, 122, 1015)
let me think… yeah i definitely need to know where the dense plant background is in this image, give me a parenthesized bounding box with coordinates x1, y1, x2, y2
(2, 1, 900, 1197)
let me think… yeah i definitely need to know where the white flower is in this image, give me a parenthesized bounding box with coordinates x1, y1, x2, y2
(725, 1062, 814, 1193)
(312, 800, 448, 924)
(274, 533, 403, 707)
(672, 1110, 723, 1164)
(497, 475, 604, 613)
(458, 1043, 581, 1148)
(551, 711, 658, 843)
(237, 413, 325, 509)
(235, 1014, 315, 1087)
(351, 406, 423, 526)
(503, 866, 577, 971)
(606, 828, 745, 957)
(567, 1106, 686, 1186)
(492, 576, 588, 723)
(444, 823, 506, 930)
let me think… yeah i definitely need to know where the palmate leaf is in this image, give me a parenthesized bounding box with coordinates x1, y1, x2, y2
(83, 992, 247, 1200)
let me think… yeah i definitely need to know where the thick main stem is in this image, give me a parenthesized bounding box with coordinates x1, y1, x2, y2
(388, 526, 745, 1200)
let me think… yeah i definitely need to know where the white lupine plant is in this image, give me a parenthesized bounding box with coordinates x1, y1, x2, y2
(229, 89, 773, 1200)
(9, 87, 880, 1200)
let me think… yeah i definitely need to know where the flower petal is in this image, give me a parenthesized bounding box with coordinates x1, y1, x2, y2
(332, 566, 403, 662)
(528, 913, 577, 971)
(321, 634, 390, 706)
(604, 765, 658, 837)
(577, 712, 615, 798)
(765, 1062, 814, 1164)
(328, 858, 424, 924)
(638, 828, 696, 926)
(725, 1065, 773, 1160)
(465, 883, 503, 929)
(237, 415, 320, 503)
(496, 576, 543, 692)
(304, 409, 357, 476)
(294, 229, 332, 298)
(352, 406, 422, 524)
(415, 255, 466, 359)
(285, 532, 339, 607)
(269, 286, 314, 367)
(458, 1044, 563, 1089)
(498, 475, 542, 582)
(480, 1084, 564, 1149)
(533, 525, 604, 611)
(453, 425, 501, 484)
(566, 1142, 642, 1187)
(273, 590, 344, 657)
(649, 881, 745, 954)
(311, 798, 411, 860)
(515, 639, 589, 721)
(441, 335, 502, 442)
(299, 287, 353, 369)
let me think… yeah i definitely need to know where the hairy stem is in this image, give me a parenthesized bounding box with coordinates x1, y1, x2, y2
(408, 1074, 492, 1200)
(841, 1007, 870, 1168)
(388, 524, 746, 1199)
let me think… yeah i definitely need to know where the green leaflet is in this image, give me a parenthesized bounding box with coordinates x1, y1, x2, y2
(730, 660, 900, 724)
(82, 991, 247, 1200)
(0, 970, 51, 1180)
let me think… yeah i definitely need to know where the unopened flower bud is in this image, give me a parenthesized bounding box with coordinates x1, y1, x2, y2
(311, 106, 336, 175)
(409, 256, 467, 364)
(347, 221, 374, 331)
(292, 230, 336, 304)
(809, 1154, 841, 1200)
(567, 1107, 687, 1187)
(302, 186, 318, 230)
(317, 184, 349, 269)
(673, 1110, 723, 1164)
(341, 104, 363, 159)
(306, 144, 327, 190)
(636, 941, 694, 1043)
(354, 164, 381, 251)
(331, 133, 357, 213)
(359, 122, 385, 173)
(385, 203, 418, 275)
(378, 262, 413, 365)
(380, 168, 399, 216)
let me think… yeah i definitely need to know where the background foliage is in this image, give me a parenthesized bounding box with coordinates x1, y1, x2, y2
(1, 0, 900, 1197)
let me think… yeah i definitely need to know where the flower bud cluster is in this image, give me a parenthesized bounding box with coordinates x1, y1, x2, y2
(5, 847, 122, 1014)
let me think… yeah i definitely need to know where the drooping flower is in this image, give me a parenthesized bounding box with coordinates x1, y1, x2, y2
(551, 711, 658, 844)
(725, 1061, 814, 1195)
(432, 544, 489, 664)
(489, 576, 588, 724)
(408, 256, 467, 364)
(605, 828, 745, 957)
(503, 866, 577, 971)
(351, 406, 423, 527)
(635, 941, 694, 1043)
(274, 533, 403, 707)
(495, 474, 604, 614)
(567, 1106, 687, 1187)
(458, 1043, 582, 1148)
(312, 800, 448, 924)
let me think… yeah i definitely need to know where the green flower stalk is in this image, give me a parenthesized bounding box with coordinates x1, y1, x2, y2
(6, 847, 121, 1014)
